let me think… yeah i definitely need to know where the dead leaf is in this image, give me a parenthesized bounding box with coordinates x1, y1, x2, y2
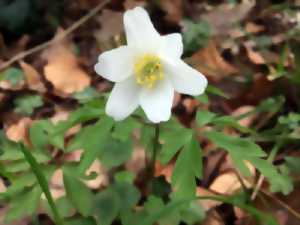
(124, 0, 146, 9)
(160, 0, 182, 24)
(231, 105, 255, 127)
(201, 0, 255, 35)
(244, 44, 266, 64)
(19, 61, 46, 92)
(42, 30, 91, 97)
(190, 41, 238, 81)
(5, 117, 32, 144)
(245, 22, 265, 33)
(209, 160, 255, 195)
(95, 9, 123, 43)
(84, 160, 108, 189)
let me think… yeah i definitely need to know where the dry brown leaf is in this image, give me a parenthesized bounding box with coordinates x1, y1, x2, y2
(84, 160, 108, 189)
(201, 0, 255, 35)
(160, 0, 182, 24)
(49, 169, 65, 199)
(19, 61, 46, 92)
(124, 0, 146, 9)
(201, 210, 225, 225)
(209, 161, 255, 195)
(231, 105, 255, 127)
(244, 44, 266, 64)
(95, 9, 123, 43)
(42, 31, 91, 96)
(245, 22, 265, 33)
(5, 117, 32, 144)
(0, 79, 24, 91)
(191, 41, 238, 81)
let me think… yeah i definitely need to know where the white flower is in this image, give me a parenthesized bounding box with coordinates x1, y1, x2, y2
(95, 7, 207, 123)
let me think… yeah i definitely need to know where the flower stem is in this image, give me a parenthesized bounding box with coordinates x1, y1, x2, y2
(150, 124, 160, 178)
(20, 145, 64, 225)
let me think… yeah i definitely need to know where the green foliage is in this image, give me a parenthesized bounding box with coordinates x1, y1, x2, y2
(182, 19, 211, 56)
(94, 179, 140, 225)
(14, 94, 43, 115)
(5, 185, 41, 223)
(63, 172, 94, 217)
(159, 119, 193, 164)
(172, 138, 202, 199)
(0, 67, 24, 86)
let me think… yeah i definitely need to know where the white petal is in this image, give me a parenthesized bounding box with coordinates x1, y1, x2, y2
(124, 7, 161, 51)
(163, 59, 207, 96)
(161, 33, 183, 59)
(140, 79, 174, 123)
(95, 46, 134, 82)
(106, 77, 140, 121)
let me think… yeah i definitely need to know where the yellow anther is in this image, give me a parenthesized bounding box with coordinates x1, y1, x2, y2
(134, 54, 163, 88)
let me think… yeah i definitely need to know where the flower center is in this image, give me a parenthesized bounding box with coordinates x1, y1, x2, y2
(134, 54, 163, 88)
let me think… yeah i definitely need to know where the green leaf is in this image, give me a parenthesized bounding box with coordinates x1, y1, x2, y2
(99, 137, 133, 169)
(68, 116, 113, 173)
(285, 156, 300, 172)
(206, 85, 229, 99)
(251, 158, 293, 195)
(0, 67, 24, 86)
(159, 121, 193, 164)
(144, 196, 181, 225)
(94, 188, 120, 225)
(205, 131, 266, 158)
(5, 185, 42, 222)
(65, 217, 97, 225)
(14, 95, 43, 116)
(113, 182, 140, 210)
(196, 110, 216, 126)
(212, 116, 252, 133)
(63, 172, 94, 217)
(112, 117, 140, 141)
(172, 138, 202, 199)
(205, 131, 266, 176)
(180, 201, 205, 225)
(29, 120, 52, 152)
(20, 145, 62, 225)
(195, 93, 209, 104)
(182, 19, 211, 56)
(114, 171, 135, 184)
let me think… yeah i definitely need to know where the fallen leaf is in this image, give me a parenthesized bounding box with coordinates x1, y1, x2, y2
(94, 9, 123, 43)
(5, 117, 32, 144)
(201, 0, 255, 35)
(231, 105, 255, 127)
(160, 0, 182, 24)
(244, 44, 266, 64)
(190, 41, 238, 81)
(19, 61, 46, 92)
(124, 0, 146, 9)
(84, 160, 108, 189)
(42, 30, 91, 97)
(209, 160, 255, 195)
(245, 22, 265, 33)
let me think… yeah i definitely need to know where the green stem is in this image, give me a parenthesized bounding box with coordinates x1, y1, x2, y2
(151, 124, 160, 177)
(20, 145, 63, 225)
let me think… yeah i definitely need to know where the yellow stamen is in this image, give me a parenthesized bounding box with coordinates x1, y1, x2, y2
(134, 54, 163, 88)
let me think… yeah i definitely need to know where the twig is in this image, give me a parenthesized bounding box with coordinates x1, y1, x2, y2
(251, 137, 285, 200)
(261, 189, 300, 220)
(0, 0, 111, 70)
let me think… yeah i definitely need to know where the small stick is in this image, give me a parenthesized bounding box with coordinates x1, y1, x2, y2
(0, 0, 111, 70)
